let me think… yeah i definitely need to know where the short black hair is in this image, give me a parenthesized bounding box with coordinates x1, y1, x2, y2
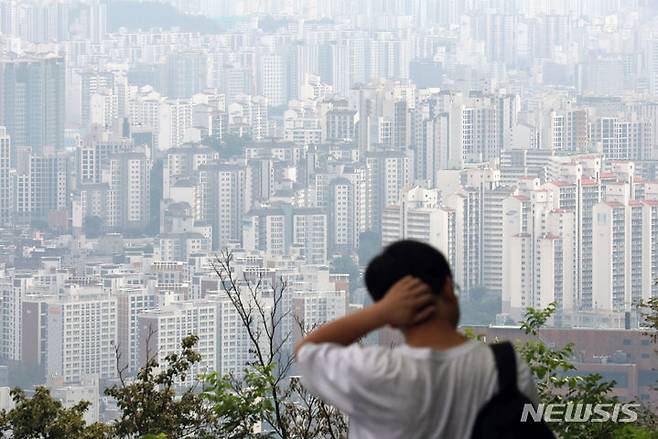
(364, 240, 452, 302)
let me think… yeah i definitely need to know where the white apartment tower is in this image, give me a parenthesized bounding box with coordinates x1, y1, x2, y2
(116, 287, 157, 373)
(199, 164, 246, 250)
(103, 150, 151, 232)
(365, 150, 411, 237)
(591, 116, 653, 161)
(138, 300, 218, 385)
(158, 99, 193, 151)
(445, 189, 482, 296)
(0, 127, 10, 224)
(259, 53, 286, 107)
(23, 287, 118, 383)
(592, 199, 656, 312)
(293, 291, 347, 341)
(0, 272, 33, 361)
(215, 291, 268, 378)
(327, 177, 357, 254)
(292, 209, 328, 265)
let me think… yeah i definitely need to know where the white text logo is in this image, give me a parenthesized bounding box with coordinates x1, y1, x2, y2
(521, 403, 640, 423)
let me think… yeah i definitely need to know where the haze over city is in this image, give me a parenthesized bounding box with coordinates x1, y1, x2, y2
(0, 0, 657, 436)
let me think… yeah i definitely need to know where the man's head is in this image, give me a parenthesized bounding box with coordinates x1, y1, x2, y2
(365, 240, 459, 327)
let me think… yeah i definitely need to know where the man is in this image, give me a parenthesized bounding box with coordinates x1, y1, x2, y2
(295, 240, 538, 438)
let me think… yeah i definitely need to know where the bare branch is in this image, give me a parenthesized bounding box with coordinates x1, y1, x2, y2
(113, 342, 128, 387)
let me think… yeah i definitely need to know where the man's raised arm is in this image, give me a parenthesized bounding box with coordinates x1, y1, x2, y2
(294, 276, 435, 357)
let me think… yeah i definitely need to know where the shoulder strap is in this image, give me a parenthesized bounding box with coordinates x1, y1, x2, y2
(490, 342, 518, 392)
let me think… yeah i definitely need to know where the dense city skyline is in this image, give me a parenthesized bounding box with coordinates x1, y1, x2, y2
(1, 0, 657, 426)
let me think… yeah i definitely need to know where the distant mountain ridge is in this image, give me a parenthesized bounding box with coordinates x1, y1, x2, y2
(107, 1, 233, 33)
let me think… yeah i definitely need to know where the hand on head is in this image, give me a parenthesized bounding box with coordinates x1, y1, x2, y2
(375, 276, 437, 329)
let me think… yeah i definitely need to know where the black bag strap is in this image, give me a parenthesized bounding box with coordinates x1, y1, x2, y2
(490, 342, 518, 393)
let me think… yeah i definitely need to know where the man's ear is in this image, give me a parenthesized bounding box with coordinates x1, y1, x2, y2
(442, 279, 458, 305)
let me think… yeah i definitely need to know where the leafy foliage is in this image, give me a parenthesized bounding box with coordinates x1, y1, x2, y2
(518, 304, 654, 439)
(280, 376, 348, 439)
(520, 302, 556, 336)
(4, 274, 656, 438)
(211, 250, 348, 439)
(201, 365, 275, 439)
(640, 296, 658, 353)
(104, 333, 216, 438)
(0, 387, 111, 438)
(611, 425, 658, 439)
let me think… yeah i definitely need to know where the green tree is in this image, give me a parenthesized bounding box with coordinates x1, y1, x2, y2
(612, 425, 658, 439)
(518, 303, 654, 439)
(212, 250, 348, 439)
(105, 333, 217, 438)
(639, 287, 658, 361)
(0, 387, 110, 438)
(201, 365, 274, 439)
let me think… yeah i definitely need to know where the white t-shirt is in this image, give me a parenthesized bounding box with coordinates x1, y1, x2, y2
(297, 339, 539, 439)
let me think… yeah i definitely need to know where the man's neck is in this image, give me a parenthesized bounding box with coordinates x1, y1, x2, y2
(403, 318, 468, 351)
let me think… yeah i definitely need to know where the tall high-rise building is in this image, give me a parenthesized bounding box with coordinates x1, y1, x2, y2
(381, 186, 455, 264)
(221, 65, 254, 105)
(104, 150, 151, 232)
(326, 107, 357, 142)
(158, 99, 193, 151)
(0, 1, 18, 36)
(0, 272, 33, 362)
(199, 164, 246, 250)
(591, 116, 653, 161)
(211, 285, 272, 378)
(445, 188, 483, 296)
(481, 184, 517, 295)
(165, 53, 208, 100)
(138, 300, 218, 384)
(0, 127, 11, 224)
(80, 70, 115, 129)
(592, 199, 657, 312)
(77, 136, 135, 185)
(23, 287, 118, 383)
(503, 196, 578, 318)
(461, 103, 499, 163)
(228, 95, 269, 140)
(116, 287, 157, 373)
(543, 109, 589, 152)
(245, 158, 274, 209)
(14, 147, 69, 223)
(243, 206, 291, 257)
(0, 55, 65, 154)
(292, 208, 328, 264)
(258, 53, 287, 107)
(365, 149, 412, 238)
(327, 177, 357, 254)
(648, 38, 658, 96)
(293, 290, 347, 340)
